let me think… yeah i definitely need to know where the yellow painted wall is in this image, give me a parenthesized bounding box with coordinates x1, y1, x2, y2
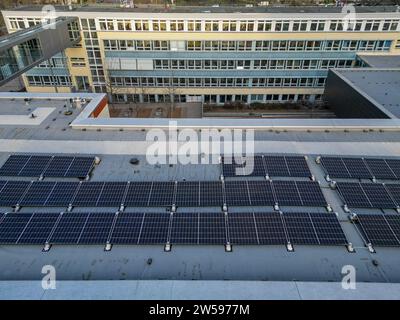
(25, 86, 72, 93)
(65, 40, 93, 88)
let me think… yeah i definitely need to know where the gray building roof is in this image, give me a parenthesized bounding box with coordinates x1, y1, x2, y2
(0, 93, 400, 299)
(332, 68, 400, 119)
(358, 55, 400, 68)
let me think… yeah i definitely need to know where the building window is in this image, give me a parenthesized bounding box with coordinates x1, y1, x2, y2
(239, 20, 254, 32)
(99, 19, 114, 31)
(203, 41, 219, 51)
(134, 20, 149, 31)
(292, 20, 308, 31)
(237, 41, 252, 51)
(152, 20, 166, 31)
(170, 20, 184, 31)
(136, 40, 152, 50)
(204, 20, 219, 32)
(153, 40, 169, 50)
(275, 20, 290, 32)
(188, 20, 202, 31)
(71, 57, 86, 67)
(116, 20, 132, 31)
(257, 20, 272, 31)
(255, 40, 270, 51)
(221, 41, 236, 51)
(187, 41, 202, 51)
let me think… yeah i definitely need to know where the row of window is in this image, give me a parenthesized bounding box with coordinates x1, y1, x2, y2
(109, 76, 326, 88)
(37, 57, 67, 68)
(111, 93, 321, 104)
(152, 59, 354, 70)
(95, 17, 400, 32)
(26, 75, 72, 86)
(103, 39, 392, 52)
(70, 57, 86, 67)
(8, 16, 399, 33)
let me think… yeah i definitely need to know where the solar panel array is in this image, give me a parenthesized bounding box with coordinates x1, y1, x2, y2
(228, 212, 347, 246)
(0, 211, 348, 247)
(0, 155, 95, 178)
(356, 214, 400, 247)
(336, 182, 400, 209)
(222, 180, 327, 207)
(0, 180, 327, 209)
(222, 155, 312, 178)
(320, 156, 400, 180)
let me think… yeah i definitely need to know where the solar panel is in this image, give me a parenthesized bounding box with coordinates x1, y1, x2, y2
(0, 180, 8, 194)
(78, 212, 115, 244)
(18, 155, 52, 177)
(221, 156, 266, 177)
(227, 212, 258, 245)
(254, 212, 287, 245)
(221, 156, 237, 178)
(384, 215, 400, 244)
(17, 212, 60, 244)
(198, 212, 227, 245)
(361, 183, 397, 209)
(239, 156, 265, 177)
(0, 213, 33, 244)
(96, 182, 128, 207)
(0, 180, 31, 206)
(175, 181, 199, 207)
(109, 212, 144, 244)
(19, 181, 56, 206)
(44, 181, 80, 207)
(199, 181, 224, 207)
(285, 156, 312, 178)
(148, 182, 175, 207)
(385, 184, 400, 207)
(48, 212, 90, 244)
(64, 156, 95, 178)
(342, 158, 372, 179)
(385, 159, 400, 179)
(138, 213, 170, 244)
(296, 181, 327, 207)
(272, 181, 302, 206)
(357, 214, 400, 247)
(320, 157, 351, 179)
(247, 180, 275, 206)
(263, 156, 290, 177)
(170, 212, 198, 244)
(0, 155, 96, 179)
(224, 180, 251, 206)
(124, 182, 152, 207)
(71, 182, 104, 207)
(0, 155, 31, 176)
(336, 182, 372, 208)
(364, 158, 396, 180)
(42, 156, 74, 177)
(309, 213, 348, 246)
(283, 212, 319, 245)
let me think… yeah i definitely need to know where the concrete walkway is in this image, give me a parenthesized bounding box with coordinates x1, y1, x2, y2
(1, 139, 400, 157)
(1, 280, 400, 300)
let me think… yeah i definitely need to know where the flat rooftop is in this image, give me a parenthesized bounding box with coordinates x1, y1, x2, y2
(358, 55, 400, 68)
(6, 4, 400, 13)
(333, 69, 400, 119)
(0, 94, 398, 286)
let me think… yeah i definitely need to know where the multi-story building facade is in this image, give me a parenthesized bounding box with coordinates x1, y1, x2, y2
(2, 5, 400, 105)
